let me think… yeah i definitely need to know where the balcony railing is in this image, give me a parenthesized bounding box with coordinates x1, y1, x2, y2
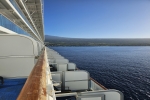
(17, 48, 47, 100)
(9, 0, 37, 35)
(0, 14, 30, 36)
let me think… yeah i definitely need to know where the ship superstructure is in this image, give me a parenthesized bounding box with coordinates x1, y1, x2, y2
(0, 0, 123, 100)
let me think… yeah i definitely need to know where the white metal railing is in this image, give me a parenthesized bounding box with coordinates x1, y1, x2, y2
(6, 0, 42, 42)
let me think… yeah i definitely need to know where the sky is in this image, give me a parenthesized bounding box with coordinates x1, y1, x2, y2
(44, 0, 150, 38)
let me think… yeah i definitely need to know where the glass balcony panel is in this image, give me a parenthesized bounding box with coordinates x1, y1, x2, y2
(9, 0, 36, 34)
(0, 14, 30, 37)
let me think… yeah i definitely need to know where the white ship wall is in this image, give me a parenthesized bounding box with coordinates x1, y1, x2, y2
(0, 34, 41, 78)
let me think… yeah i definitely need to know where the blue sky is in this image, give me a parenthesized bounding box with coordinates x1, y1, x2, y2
(44, 0, 150, 38)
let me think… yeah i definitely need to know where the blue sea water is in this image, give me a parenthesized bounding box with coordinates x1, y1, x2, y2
(49, 46, 150, 100)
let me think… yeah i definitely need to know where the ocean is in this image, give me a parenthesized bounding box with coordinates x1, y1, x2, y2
(49, 46, 150, 100)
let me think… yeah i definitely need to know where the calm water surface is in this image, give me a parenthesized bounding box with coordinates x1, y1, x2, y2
(49, 46, 150, 100)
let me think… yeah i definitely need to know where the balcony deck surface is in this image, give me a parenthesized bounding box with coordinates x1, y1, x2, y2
(0, 78, 26, 100)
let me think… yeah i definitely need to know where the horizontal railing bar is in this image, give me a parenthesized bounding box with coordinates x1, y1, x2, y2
(17, 48, 47, 100)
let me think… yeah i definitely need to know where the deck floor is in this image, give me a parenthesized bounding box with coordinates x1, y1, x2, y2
(0, 78, 26, 100)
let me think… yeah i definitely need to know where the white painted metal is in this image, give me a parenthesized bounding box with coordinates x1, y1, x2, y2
(51, 72, 62, 84)
(0, 34, 40, 78)
(65, 71, 88, 81)
(0, 26, 17, 34)
(46, 45, 124, 100)
(20, 0, 43, 41)
(57, 64, 68, 71)
(68, 63, 76, 71)
(64, 71, 89, 91)
(79, 90, 123, 100)
(65, 81, 88, 91)
(0, 34, 38, 56)
(55, 59, 69, 64)
(77, 95, 104, 100)
(56, 92, 77, 97)
(5, 0, 43, 42)
(90, 80, 104, 90)
(45, 51, 56, 100)
(0, 57, 34, 78)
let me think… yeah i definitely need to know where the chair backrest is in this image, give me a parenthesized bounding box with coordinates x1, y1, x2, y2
(57, 64, 68, 71)
(78, 90, 124, 100)
(51, 72, 62, 83)
(63, 71, 90, 91)
(68, 63, 76, 71)
(55, 59, 69, 64)
(77, 95, 104, 100)
(51, 70, 90, 92)
(56, 63, 76, 71)
(53, 56, 64, 59)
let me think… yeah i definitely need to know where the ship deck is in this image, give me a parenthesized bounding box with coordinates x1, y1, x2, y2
(0, 78, 26, 100)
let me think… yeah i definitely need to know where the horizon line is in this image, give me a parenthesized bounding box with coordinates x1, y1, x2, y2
(45, 35, 150, 39)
